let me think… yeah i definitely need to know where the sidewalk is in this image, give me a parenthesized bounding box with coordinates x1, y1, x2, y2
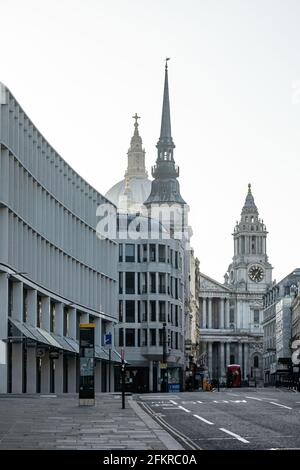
(0, 393, 182, 450)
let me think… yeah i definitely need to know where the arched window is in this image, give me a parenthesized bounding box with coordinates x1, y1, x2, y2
(254, 355, 259, 368)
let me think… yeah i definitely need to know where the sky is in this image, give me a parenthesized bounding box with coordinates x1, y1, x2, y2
(1, 0, 300, 283)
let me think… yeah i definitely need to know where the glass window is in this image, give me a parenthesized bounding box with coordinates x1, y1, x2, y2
(150, 244, 156, 262)
(150, 329, 156, 346)
(63, 307, 69, 336)
(50, 302, 56, 333)
(137, 301, 141, 323)
(137, 329, 141, 347)
(159, 329, 164, 346)
(8, 280, 13, 317)
(142, 301, 148, 322)
(141, 273, 147, 293)
(175, 251, 178, 269)
(254, 355, 259, 368)
(253, 309, 260, 324)
(125, 272, 135, 294)
(175, 305, 178, 326)
(159, 273, 166, 294)
(159, 301, 166, 322)
(229, 309, 235, 324)
(119, 272, 123, 294)
(150, 273, 156, 293)
(142, 244, 148, 262)
(125, 329, 135, 347)
(37, 296, 42, 328)
(150, 301, 156, 322)
(142, 329, 147, 346)
(119, 300, 123, 322)
(119, 328, 124, 347)
(125, 300, 135, 322)
(119, 244, 123, 262)
(23, 289, 28, 323)
(125, 244, 135, 262)
(159, 245, 166, 262)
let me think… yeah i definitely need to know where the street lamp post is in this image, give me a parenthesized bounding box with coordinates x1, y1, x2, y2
(161, 322, 168, 393)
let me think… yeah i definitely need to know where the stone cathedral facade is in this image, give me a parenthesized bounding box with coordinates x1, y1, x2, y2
(199, 185, 273, 384)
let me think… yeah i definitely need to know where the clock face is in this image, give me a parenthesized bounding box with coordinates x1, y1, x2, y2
(248, 265, 264, 283)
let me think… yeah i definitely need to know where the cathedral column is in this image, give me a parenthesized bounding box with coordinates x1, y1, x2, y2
(207, 342, 213, 378)
(208, 299, 212, 329)
(219, 299, 225, 329)
(225, 299, 230, 329)
(226, 342, 230, 367)
(202, 298, 207, 328)
(238, 343, 243, 368)
(244, 343, 249, 380)
(220, 342, 225, 379)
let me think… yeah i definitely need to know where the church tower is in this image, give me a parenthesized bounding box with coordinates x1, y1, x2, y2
(125, 113, 148, 181)
(144, 59, 187, 238)
(226, 184, 272, 292)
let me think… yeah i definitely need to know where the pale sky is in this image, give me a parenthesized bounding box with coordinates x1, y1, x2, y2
(1, 0, 300, 283)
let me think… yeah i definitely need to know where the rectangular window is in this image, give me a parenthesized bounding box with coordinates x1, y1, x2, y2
(119, 244, 123, 262)
(125, 244, 135, 262)
(137, 329, 141, 347)
(150, 329, 156, 346)
(229, 309, 235, 324)
(126, 328, 135, 347)
(175, 332, 178, 350)
(167, 247, 170, 264)
(150, 301, 156, 322)
(142, 272, 147, 293)
(175, 305, 178, 326)
(150, 273, 156, 293)
(175, 279, 178, 299)
(159, 329, 164, 346)
(159, 273, 166, 294)
(119, 328, 124, 347)
(119, 272, 123, 294)
(119, 300, 123, 322)
(142, 244, 148, 262)
(150, 244, 156, 262)
(125, 272, 135, 294)
(125, 300, 135, 323)
(137, 245, 141, 263)
(159, 301, 166, 322)
(8, 280, 13, 317)
(137, 301, 141, 323)
(254, 309, 260, 324)
(142, 329, 148, 346)
(159, 244, 166, 262)
(175, 251, 178, 269)
(142, 301, 148, 322)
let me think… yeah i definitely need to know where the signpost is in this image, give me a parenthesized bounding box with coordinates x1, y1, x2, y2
(79, 324, 95, 406)
(121, 348, 125, 409)
(104, 332, 112, 392)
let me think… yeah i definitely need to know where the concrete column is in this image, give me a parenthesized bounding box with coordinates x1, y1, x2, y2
(219, 299, 225, 329)
(27, 289, 37, 326)
(220, 342, 225, 379)
(55, 353, 64, 394)
(208, 299, 212, 329)
(244, 343, 249, 380)
(225, 299, 230, 329)
(26, 347, 37, 393)
(68, 307, 77, 339)
(80, 312, 89, 324)
(68, 356, 77, 393)
(54, 303, 64, 336)
(149, 360, 153, 392)
(41, 297, 50, 331)
(226, 342, 230, 366)
(202, 298, 207, 328)
(12, 281, 23, 393)
(0, 273, 8, 393)
(94, 317, 102, 347)
(41, 350, 50, 393)
(208, 342, 213, 378)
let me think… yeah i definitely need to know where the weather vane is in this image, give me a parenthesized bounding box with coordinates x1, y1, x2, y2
(165, 57, 170, 69)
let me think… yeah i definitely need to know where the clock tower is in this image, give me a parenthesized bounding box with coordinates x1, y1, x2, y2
(226, 184, 272, 293)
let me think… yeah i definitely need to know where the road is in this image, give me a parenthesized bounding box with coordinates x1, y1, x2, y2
(136, 388, 300, 450)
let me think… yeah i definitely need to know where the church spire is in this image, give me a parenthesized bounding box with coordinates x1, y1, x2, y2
(242, 183, 258, 215)
(145, 60, 185, 205)
(125, 113, 148, 179)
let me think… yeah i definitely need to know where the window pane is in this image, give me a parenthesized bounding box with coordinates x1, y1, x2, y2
(159, 245, 166, 262)
(125, 272, 135, 294)
(125, 244, 135, 262)
(126, 328, 135, 347)
(125, 301, 135, 322)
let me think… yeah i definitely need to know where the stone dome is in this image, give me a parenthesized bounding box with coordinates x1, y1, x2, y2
(105, 177, 151, 212)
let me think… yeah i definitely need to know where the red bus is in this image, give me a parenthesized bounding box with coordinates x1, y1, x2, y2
(227, 364, 241, 388)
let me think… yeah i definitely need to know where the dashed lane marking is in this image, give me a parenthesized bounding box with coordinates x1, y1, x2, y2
(219, 428, 250, 444)
(170, 400, 178, 405)
(269, 402, 292, 410)
(246, 396, 262, 401)
(178, 405, 191, 413)
(193, 414, 214, 425)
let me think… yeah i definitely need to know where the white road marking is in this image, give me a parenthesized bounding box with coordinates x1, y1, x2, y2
(193, 414, 214, 425)
(246, 396, 262, 401)
(197, 400, 203, 404)
(269, 402, 292, 410)
(219, 428, 250, 443)
(178, 405, 191, 413)
(170, 400, 178, 405)
(162, 407, 179, 410)
(227, 393, 240, 396)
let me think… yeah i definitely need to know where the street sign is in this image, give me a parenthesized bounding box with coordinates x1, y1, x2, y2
(160, 362, 167, 369)
(104, 332, 112, 346)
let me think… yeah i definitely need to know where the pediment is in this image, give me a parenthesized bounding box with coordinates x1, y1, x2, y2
(200, 272, 231, 293)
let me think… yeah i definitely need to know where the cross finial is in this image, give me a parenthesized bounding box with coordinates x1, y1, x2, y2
(165, 57, 170, 70)
(132, 113, 140, 127)
(248, 183, 252, 193)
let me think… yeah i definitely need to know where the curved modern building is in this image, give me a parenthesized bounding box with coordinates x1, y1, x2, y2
(0, 83, 118, 394)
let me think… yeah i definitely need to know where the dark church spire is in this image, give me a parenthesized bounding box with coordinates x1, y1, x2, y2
(145, 60, 185, 205)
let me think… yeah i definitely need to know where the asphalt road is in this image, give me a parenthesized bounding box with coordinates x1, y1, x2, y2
(136, 388, 300, 450)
